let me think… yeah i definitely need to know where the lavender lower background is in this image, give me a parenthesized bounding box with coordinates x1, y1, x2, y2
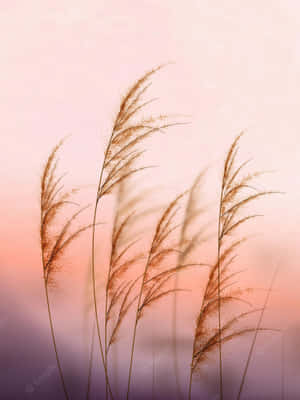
(2, 278, 300, 400)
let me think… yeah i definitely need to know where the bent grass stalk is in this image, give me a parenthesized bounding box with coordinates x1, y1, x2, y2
(84, 254, 97, 400)
(43, 279, 69, 400)
(91, 65, 181, 398)
(86, 322, 96, 400)
(216, 131, 275, 400)
(91, 152, 114, 400)
(104, 176, 145, 399)
(171, 170, 207, 400)
(40, 139, 92, 400)
(281, 329, 285, 400)
(126, 192, 197, 400)
(236, 265, 279, 400)
(188, 132, 275, 399)
(104, 176, 130, 376)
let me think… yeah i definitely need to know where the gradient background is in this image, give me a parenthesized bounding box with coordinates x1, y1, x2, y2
(1, 1, 300, 399)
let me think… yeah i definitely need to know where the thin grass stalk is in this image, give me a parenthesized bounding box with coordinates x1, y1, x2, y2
(104, 191, 120, 400)
(187, 133, 277, 400)
(281, 331, 285, 400)
(171, 212, 188, 400)
(91, 136, 114, 399)
(217, 180, 225, 400)
(217, 132, 250, 400)
(172, 172, 207, 400)
(40, 139, 88, 400)
(104, 177, 147, 399)
(40, 174, 69, 400)
(104, 282, 110, 400)
(43, 277, 70, 400)
(213, 157, 230, 400)
(236, 265, 279, 400)
(151, 330, 156, 400)
(126, 244, 153, 400)
(187, 336, 196, 400)
(86, 322, 96, 400)
(104, 239, 111, 400)
(126, 195, 189, 400)
(104, 186, 123, 399)
(91, 65, 174, 398)
(126, 192, 188, 400)
(187, 267, 211, 400)
(112, 333, 120, 400)
(171, 275, 183, 400)
(104, 189, 128, 399)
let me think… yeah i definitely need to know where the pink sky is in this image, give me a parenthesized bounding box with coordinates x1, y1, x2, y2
(1, 0, 300, 331)
(2, 4, 300, 398)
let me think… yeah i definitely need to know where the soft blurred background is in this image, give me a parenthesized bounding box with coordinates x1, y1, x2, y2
(1, 1, 300, 399)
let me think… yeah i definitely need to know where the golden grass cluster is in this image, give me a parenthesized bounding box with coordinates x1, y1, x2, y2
(38, 66, 279, 400)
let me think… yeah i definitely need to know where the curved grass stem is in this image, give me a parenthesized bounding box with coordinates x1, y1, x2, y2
(91, 201, 114, 400)
(86, 322, 95, 400)
(126, 246, 152, 400)
(236, 265, 279, 400)
(187, 366, 194, 400)
(217, 187, 224, 400)
(44, 279, 70, 400)
(171, 271, 184, 400)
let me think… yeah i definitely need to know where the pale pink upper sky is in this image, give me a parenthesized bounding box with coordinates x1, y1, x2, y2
(1, 1, 300, 297)
(2, 9, 300, 391)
